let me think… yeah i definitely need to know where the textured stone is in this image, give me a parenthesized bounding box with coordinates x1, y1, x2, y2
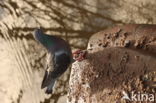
(68, 24, 156, 103)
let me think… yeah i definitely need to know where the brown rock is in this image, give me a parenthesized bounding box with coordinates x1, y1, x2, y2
(67, 24, 156, 103)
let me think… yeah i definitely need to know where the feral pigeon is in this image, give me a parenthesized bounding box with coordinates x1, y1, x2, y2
(34, 28, 73, 94)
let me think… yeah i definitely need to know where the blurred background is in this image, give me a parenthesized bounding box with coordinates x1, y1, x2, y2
(0, 0, 156, 103)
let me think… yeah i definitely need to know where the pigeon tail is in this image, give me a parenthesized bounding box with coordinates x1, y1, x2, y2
(41, 71, 56, 94)
(45, 79, 56, 94)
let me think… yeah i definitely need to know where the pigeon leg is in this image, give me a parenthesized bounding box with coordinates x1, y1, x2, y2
(72, 50, 87, 61)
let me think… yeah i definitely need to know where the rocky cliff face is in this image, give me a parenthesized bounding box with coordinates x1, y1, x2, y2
(1, 0, 156, 102)
(67, 24, 156, 103)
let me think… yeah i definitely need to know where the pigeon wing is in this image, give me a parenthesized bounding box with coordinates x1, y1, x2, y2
(41, 52, 71, 89)
(41, 53, 55, 89)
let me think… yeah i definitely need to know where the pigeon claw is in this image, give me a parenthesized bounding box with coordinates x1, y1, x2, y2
(73, 50, 87, 62)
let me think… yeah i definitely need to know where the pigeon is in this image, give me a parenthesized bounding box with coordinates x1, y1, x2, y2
(34, 28, 73, 94)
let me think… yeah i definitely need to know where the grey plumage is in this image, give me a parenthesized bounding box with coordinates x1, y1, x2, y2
(34, 28, 73, 94)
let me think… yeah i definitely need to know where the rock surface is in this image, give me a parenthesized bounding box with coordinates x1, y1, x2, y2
(67, 24, 156, 103)
(1, 0, 156, 102)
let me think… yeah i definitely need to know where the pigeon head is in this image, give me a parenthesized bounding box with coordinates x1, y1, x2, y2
(34, 28, 43, 37)
(34, 28, 53, 49)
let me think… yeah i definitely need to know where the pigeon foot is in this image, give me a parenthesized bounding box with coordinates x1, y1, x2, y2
(73, 50, 87, 62)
